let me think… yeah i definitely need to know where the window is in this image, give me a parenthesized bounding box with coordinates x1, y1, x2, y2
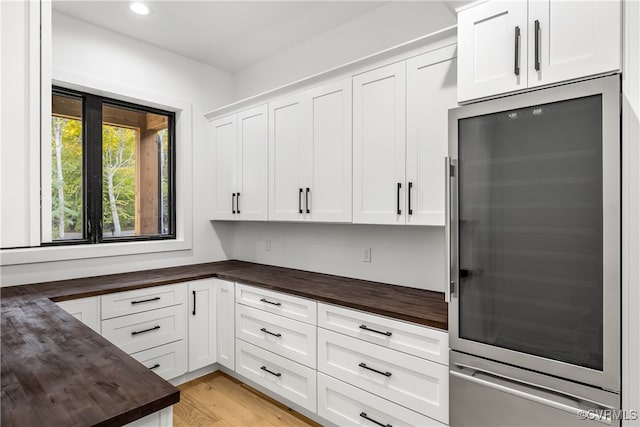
(44, 87, 176, 244)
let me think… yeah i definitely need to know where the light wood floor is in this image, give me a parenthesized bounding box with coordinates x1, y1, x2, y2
(173, 372, 321, 427)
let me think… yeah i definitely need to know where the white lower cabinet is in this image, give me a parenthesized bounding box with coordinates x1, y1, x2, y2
(56, 297, 100, 333)
(130, 341, 187, 382)
(235, 339, 317, 412)
(318, 373, 446, 427)
(188, 279, 217, 371)
(318, 328, 449, 424)
(216, 278, 235, 370)
(124, 407, 173, 427)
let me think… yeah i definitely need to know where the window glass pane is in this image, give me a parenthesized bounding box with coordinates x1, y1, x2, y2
(102, 104, 171, 238)
(50, 93, 84, 241)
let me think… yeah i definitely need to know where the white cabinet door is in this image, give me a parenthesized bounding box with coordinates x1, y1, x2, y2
(457, 0, 528, 102)
(188, 279, 217, 371)
(56, 297, 100, 333)
(269, 95, 306, 221)
(406, 47, 458, 226)
(353, 62, 407, 225)
(215, 279, 235, 370)
(237, 105, 268, 221)
(212, 115, 238, 220)
(306, 79, 352, 222)
(528, 0, 621, 88)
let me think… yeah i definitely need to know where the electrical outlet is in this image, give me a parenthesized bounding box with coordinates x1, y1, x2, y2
(265, 240, 271, 251)
(362, 248, 371, 263)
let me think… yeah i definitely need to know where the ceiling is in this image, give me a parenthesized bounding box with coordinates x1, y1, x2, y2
(52, 1, 397, 72)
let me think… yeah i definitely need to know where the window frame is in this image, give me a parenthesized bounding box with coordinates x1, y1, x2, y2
(46, 86, 177, 246)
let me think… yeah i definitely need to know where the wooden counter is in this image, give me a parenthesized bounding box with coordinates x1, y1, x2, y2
(1, 260, 447, 426)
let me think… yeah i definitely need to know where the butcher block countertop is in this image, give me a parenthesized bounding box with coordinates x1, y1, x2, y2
(1, 260, 447, 427)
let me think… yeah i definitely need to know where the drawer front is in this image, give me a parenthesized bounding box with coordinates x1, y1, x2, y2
(318, 328, 448, 423)
(318, 302, 448, 365)
(236, 284, 317, 325)
(130, 341, 187, 381)
(102, 305, 185, 354)
(101, 284, 185, 320)
(236, 304, 316, 368)
(318, 373, 446, 427)
(235, 339, 317, 412)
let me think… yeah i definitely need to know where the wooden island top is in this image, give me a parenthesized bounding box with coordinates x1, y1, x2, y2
(1, 260, 447, 426)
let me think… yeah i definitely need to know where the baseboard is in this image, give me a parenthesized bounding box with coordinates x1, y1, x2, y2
(169, 364, 219, 386)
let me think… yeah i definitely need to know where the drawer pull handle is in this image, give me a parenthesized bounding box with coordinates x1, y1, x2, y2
(131, 325, 160, 336)
(359, 325, 392, 336)
(360, 412, 393, 427)
(359, 362, 392, 377)
(260, 327, 282, 338)
(149, 363, 160, 370)
(360, 412, 392, 427)
(260, 298, 282, 306)
(260, 365, 282, 377)
(131, 297, 161, 305)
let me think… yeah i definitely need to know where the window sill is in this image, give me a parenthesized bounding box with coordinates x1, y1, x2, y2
(0, 238, 191, 266)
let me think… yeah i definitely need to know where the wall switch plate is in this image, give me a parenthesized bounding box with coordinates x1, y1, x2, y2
(362, 248, 371, 263)
(265, 240, 271, 251)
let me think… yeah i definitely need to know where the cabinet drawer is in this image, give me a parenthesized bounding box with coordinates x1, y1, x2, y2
(235, 339, 316, 413)
(130, 341, 186, 381)
(318, 302, 448, 365)
(102, 305, 185, 354)
(101, 284, 185, 320)
(318, 328, 448, 423)
(318, 373, 446, 427)
(236, 284, 317, 325)
(236, 304, 316, 368)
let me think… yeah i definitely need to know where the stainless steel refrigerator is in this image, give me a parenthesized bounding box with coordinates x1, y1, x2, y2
(446, 75, 621, 426)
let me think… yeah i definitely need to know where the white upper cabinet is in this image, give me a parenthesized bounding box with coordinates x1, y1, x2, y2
(406, 47, 458, 226)
(527, 0, 621, 88)
(457, 1, 528, 102)
(353, 62, 407, 225)
(458, 0, 621, 102)
(211, 105, 268, 221)
(270, 79, 352, 222)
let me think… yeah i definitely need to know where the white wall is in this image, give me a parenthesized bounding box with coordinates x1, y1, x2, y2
(233, 1, 456, 100)
(0, 12, 235, 286)
(228, 222, 444, 291)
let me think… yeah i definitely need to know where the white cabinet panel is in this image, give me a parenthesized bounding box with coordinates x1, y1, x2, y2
(406, 47, 458, 226)
(56, 297, 100, 333)
(353, 62, 407, 224)
(457, 0, 528, 102)
(318, 303, 448, 365)
(318, 373, 446, 427)
(211, 115, 238, 220)
(236, 304, 316, 368)
(528, 0, 621, 88)
(216, 279, 235, 370)
(102, 305, 185, 355)
(236, 284, 317, 325)
(130, 340, 187, 381)
(188, 279, 216, 371)
(235, 339, 317, 412)
(123, 407, 173, 427)
(101, 284, 185, 320)
(318, 328, 449, 424)
(237, 105, 268, 220)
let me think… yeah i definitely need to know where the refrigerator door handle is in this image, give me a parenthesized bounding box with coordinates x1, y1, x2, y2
(445, 157, 454, 302)
(450, 366, 614, 424)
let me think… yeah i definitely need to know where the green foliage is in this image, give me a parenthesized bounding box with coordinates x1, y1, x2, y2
(102, 125, 137, 232)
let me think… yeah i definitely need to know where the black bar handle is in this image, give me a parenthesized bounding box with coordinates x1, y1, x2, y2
(514, 26, 521, 76)
(260, 365, 282, 377)
(534, 20, 541, 71)
(237, 192, 241, 214)
(131, 325, 160, 336)
(359, 324, 392, 337)
(396, 182, 402, 215)
(260, 327, 282, 338)
(149, 363, 160, 370)
(359, 362, 392, 377)
(192, 290, 196, 316)
(408, 182, 413, 215)
(305, 188, 310, 214)
(260, 298, 282, 306)
(298, 188, 303, 213)
(232, 193, 236, 214)
(360, 412, 392, 427)
(131, 297, 161, 305)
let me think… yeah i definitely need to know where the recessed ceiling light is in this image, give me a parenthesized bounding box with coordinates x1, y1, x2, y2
(129, 2, 150, 15)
